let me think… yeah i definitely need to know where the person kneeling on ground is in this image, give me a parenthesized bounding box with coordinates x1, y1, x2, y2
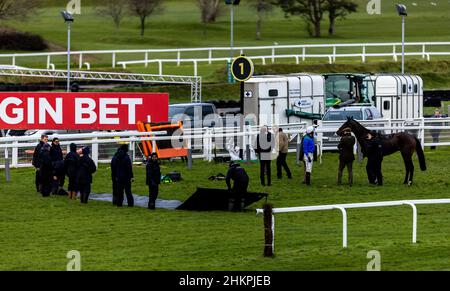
(146, 152, 161, 210)
(226, 162, 249, 211)
(337, 127, 356, 186)
(77, 147, 97, 204)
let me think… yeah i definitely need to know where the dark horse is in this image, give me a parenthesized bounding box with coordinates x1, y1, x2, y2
(336, 117, 426, 185)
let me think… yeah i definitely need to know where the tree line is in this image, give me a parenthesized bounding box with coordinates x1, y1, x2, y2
(0, 0, 358, 39)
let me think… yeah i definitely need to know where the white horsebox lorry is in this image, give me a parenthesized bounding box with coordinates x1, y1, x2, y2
(243, 73, 423, 126)
(243, 73, 326, 126)
(366, 74, 423, 119)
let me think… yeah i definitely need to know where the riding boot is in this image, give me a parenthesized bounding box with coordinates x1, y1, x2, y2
(228, 199, 235, 211)
(305, 173, 311, 186)
(239, 198, 245, 212)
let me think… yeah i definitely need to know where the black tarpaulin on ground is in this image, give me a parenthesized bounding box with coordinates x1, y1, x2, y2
(176, 187, 268, 211)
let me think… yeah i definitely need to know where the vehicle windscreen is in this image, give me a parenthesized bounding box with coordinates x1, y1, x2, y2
(169, 106, 186, 118)
(323, 110, 363, 121)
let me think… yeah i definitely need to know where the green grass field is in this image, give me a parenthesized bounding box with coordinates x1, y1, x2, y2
(2, 147, 450, 270)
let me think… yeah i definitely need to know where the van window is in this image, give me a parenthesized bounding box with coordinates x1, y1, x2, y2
(202, 105, 214, 117)
(268, 89, 278, 97)
(383, 101, 390, 111)
(184, 107, 195, 119)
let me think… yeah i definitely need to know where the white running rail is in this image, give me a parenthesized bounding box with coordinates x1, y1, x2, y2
(256, 199, 450, 249)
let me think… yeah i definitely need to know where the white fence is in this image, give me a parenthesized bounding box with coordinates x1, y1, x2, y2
(256, 199, 450, 250)
(1, 117, 450, 169)
(1, 42, 449, 75)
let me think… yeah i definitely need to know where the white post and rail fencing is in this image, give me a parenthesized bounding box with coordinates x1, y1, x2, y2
(256, 199, 450, 251)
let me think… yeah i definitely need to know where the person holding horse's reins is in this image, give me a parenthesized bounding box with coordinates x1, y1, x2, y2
(337, 127, 355, 186)
(365, 131, 383, 186)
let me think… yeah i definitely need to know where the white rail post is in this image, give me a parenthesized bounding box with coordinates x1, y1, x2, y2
(177, 51, 181, 66)
(112, 52, 116, 68)
(208, 50, 212, 64)
(302, 47, 306, 61)
(271, 47, 275, 63)
(145, 52, 149, 68)
(362, 46, 366, 63)
(92, 137, 99, 167)
(12, 55, 16, 66)
(79, 53, 83, 69)
(194, 60, 198, 77)
(403, 202, 417, 243)
(295, 55, 299, 64)
(333, 46, 336, 62)
(335, 206, 348, 248)
(47, 55, 51, 69)
(422, 44, 426, 59)
(393, 45, 398, 62)
(158, 60, 163, 76)
(12, 141, 18, 168)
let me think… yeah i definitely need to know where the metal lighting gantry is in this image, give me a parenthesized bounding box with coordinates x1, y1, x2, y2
(0, 66, 202, 102)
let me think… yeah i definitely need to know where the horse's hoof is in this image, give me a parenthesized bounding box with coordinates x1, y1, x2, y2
(408, 181, 412, 186)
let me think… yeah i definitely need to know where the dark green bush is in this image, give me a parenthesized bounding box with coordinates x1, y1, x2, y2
(0, 30, 48, 51)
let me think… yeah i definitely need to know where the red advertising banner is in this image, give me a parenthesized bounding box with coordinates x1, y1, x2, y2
(0, 92, 169, 130)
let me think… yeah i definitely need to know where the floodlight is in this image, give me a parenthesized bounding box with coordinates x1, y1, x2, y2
(396, 4, 407, 16)
(61, 11, 74, 22)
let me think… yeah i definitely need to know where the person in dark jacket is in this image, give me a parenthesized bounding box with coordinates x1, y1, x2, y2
(146, 153, 161, 210)
(65, 143, 80, 200)
(113, 144, 134, 207)
(38, 143, 53, 197)
(365, 131, 383, 186)
(256, 126, 275, 187)
(32, 134, 48, 192)
(110, 147, 121, 206)
(77, 147, 97, 204)
(337, 127, 356, 186)
(50, 137, 65, 195)
(226, 162, 250, 211)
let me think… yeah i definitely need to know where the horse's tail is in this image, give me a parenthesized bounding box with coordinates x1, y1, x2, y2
(415, 137, 427, 171)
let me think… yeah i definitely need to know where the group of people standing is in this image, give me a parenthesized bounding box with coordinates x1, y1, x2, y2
(33, 135, 162, 210)
(253, 124, 385, 188)
(32, 134, 97, 203)
(255, 125, 316, 187)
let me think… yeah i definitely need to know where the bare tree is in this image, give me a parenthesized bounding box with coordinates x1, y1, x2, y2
(326, 0, 357, 36)
(97, 0, 127, 30)
(0, 0, 41, 21)
(250, 0, 273, 40)
(274, 0, 327, 37)
(129, 0, 163, 37)
(198, 0, 222, 24)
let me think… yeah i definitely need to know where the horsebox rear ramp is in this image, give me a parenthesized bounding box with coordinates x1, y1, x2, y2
(177, 188, 268, 211)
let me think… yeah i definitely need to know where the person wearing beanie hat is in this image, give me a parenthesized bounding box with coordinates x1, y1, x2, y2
(111, 143, 134, 207)
(64, 143, 80, 200)
(77, 147, 97, 204)
(50, 137, 65, 195)
(337, 127, 356, 186)
(146, 152, 161, 210)
(38, 142, 53, 197)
